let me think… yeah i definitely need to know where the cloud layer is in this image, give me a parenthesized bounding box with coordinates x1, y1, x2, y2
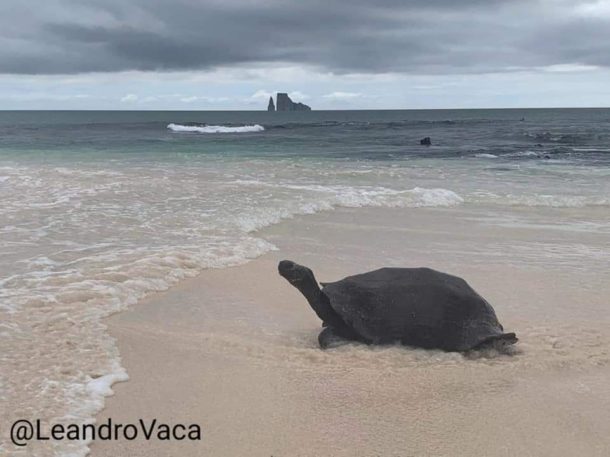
(2, 0, 610, 75)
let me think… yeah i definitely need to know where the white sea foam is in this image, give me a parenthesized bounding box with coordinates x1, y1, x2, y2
(232, 182, 464, 231)
(573, 147, 610, 152)
(503, 150, 540, 158)
(167, 123, 264, 133)
(0, 161, 470, 456)
(471, 192, 610, 208)
(281, 184, 464, 209)
(87, 367, 130, 399)
(474, 153, 498, 159)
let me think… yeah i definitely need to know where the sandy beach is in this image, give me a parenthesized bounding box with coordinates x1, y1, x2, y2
(92, 206, 610, 457)
(3, 3, 610, 456)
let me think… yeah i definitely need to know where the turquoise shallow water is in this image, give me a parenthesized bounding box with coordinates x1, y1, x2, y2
(0, 109, 609, 456)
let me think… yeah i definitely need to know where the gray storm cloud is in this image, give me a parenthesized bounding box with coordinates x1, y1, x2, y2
(1, 0, 609, 74)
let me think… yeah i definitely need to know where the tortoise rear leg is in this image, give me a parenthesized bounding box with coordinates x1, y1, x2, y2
(476, 332, 518, 352)
(318, 325, 371, 349)
(318, 326, 351, 349)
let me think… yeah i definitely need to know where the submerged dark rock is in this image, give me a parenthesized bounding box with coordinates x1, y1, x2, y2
(275, 93, 311, 111)
(420, 137, 432, 145)
(267, 96, 275, 111)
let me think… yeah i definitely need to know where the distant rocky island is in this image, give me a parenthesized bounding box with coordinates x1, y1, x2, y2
(267, 93, 311, 111)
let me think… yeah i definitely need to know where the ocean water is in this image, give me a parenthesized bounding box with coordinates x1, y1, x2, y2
(1, 109, 609, 456)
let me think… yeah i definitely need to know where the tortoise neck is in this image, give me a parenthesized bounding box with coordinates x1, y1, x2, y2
(279, 261, 344, 326)
(293, 272, 322, 308)
(294, 273, 346, 327)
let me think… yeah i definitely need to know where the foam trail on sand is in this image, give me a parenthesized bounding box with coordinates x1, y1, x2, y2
(0, 162, 468, 456)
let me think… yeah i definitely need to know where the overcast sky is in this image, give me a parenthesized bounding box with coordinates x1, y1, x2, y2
(2, 0, 610, 109)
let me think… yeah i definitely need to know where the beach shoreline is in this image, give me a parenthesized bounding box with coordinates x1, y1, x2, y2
(3, 108, 610, 457)
(92, 205, 610, 457)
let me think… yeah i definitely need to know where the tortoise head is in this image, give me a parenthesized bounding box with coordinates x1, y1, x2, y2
(279, 260, 348, 332)
(278, 260, 316, 287)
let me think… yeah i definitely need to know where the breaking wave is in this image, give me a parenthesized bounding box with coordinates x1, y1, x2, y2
(474, 153, 498, 159)
(232, 183, 464, 231)
(167, 123, 265, 133)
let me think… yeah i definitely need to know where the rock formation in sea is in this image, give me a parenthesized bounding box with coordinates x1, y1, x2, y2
(275, 93, 311, 111)
(267, 96, 275, 111)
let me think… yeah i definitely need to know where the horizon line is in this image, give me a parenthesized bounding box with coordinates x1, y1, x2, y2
(1, 106, 610, 112)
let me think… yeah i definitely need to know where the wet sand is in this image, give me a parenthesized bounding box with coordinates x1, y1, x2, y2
(93, 206, 610, 456)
